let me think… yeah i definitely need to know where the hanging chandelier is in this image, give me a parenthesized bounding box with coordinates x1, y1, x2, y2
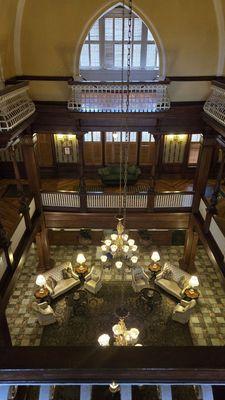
(100, 216, 138, 269)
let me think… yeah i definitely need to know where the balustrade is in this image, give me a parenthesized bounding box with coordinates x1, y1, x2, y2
(41, 190, 193, 211)
(0, 82, 35, 132)
(204, 81, 225, 126)
(68, 81, 170, 113)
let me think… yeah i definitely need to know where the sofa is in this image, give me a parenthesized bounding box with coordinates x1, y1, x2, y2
(98, 165, 141, 186)
(43, 262, 80, 299)
(155, 262, 191, 300)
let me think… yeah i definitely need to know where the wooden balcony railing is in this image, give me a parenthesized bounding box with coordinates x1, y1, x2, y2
(68, 80, 170, 113)
(204, 81, 225, 127)
(0, 82, 35, 132)
(41, 190, 194, 212)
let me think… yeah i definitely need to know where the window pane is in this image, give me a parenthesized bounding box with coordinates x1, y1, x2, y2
(90, 44, 100, 66)
(147, 29, 154, 41)
(141, 132, 150, 142)
(130, 132, 136, 142)
(105, 18, 113, 40)
(156, 50, 159, 68)
(113, 132, 121, 142)
(84, 132, 92, 141)
(115, 18, 122, 41)
(124, 18, 130, 41)
(80, 44, 89, 67)
(114, 44, 122, 67)
(106, 132, 113, 142)
(191, 133, 202, 142)
(188, 143, 200, 164)
(150, 135, 155, 142)
(133, 18, 142, 40)
(93, 131, 101, 141)
(133, 44, 141, 67)
(146, 44, 156, 67)
(89, 21, 99, 40)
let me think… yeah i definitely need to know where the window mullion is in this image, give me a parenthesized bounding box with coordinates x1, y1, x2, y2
(141, 23, 147, 69)
(99, 18, 105, 69)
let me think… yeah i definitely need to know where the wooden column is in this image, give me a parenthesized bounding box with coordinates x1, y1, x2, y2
(147, 187, 155, 211)
(192, 133, 215, 214)
(77, 132, 87, 211)
(21, 132, 42, 212)
(35, 217, 52, 271)
(204, 145, 225, 233)
(180, 216, 199, 271)
(182, 134, 191, 177)
(9, 145, 23, 194)
(152, 133, 162, 186)
(0, 312, 12, 346)
(102, 131, 106, 167)
(0, 221, 13, 270)
(136, 131, 141, 166)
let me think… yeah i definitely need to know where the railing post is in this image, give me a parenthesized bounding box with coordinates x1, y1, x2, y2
(180, 215, 198, 272)
(204, 144, 225, 234)
(19, 194, 32, 231)
(147, 188, 155, 211)
(0, 220, 13, 271)
(35, 216, 53, 271)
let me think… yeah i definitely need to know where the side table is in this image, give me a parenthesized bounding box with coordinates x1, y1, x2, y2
(183, 288, 200, 300)
(148, 263, 162, 281)
(75, 265, 88, 282)
(34, 288, 51, 303)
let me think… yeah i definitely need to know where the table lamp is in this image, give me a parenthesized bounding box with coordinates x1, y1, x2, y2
(35, 274, 46, 294)
(189, 275, 199, 291)
(151, 251, 160, 269)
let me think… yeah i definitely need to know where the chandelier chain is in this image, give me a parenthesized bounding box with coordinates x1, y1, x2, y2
(123, 0, 133, 225)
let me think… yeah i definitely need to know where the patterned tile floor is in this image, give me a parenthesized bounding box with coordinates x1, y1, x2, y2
(6, 242, 225, 346)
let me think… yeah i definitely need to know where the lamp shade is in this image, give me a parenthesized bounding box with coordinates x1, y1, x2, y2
(36, 274, 46, 287)
(76, 253, 86, 264)
(111, 233, 118, 241)
(189, 275, 199, 288)
(122, 234, 128, 241)
(115, 261, 123, 269)
(98, 334, 110, 346)
(101, 255, 107, 263)
(105, 239, 112, 246)
(111, 244, 117, 253)
(101, 244, 107, 252)
(151, 251, 160, 263)
(123, 245, 129, 253)
(128, 239, 135, 246)
(129, 328, 139, 340)
(131, 256, 138, 264)
(132, 245, 137, 251)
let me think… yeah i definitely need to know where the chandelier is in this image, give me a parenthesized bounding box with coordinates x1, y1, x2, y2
(100, 216, 138, 269)
(98, 317, 141, 347)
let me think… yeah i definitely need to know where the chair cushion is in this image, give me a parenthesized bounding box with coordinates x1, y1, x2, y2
(62, 268, 72, 279)
(46, 276, 57, 293)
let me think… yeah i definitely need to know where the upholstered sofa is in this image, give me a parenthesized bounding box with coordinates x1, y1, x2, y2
(155, 262, 191, 300)
(98, 165, 141, 186)
(43, 262, 80, 299)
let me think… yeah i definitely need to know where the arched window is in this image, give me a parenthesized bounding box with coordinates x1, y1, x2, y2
(80, 6, 160, 81)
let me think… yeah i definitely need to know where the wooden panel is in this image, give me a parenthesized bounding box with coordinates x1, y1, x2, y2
(44, 212, 190, 229)
(140, 143, 155, 165)
(84, 142, 102, 165)
(36, 133, 54, 167)
(105, 143, 137, 164)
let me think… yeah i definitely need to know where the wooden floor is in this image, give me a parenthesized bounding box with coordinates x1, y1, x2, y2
(0, 176, 216, 238)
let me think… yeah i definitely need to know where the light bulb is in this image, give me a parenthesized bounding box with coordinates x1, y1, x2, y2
(123, 245, 129, 253)
(112, 324, 123, 335)
(111, 233, 118, 241)
(122, 234, 128, 241)
(129, 328, 139, 340)
(105, 239, 111, 246)
(111, 244, 117, 253)
(101, 244, 107, 252)
(101, 255, 107, 263)
(132, 245, 137, 251)
(76, 253, 86, 265)
(131, 256, 138, 264)
(151, 251, 160, 263)
(189, 275, 199, 288)
(115, 261, 123, 269)
(98, 334, 110, 346)
(128, 239, 135, 246)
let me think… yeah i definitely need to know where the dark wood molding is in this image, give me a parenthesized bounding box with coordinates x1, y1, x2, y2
(1, 346, 225, 383)
(5, 75, 225, 84)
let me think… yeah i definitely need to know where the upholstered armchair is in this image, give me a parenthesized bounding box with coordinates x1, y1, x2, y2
(32, 301, 57, 326)
(84, 266, 103, 294)
(132, 266, 150, 293)
(172, 299, 196, 324)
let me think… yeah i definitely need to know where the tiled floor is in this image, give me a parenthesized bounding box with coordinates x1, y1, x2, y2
(6, 242, 225, 346)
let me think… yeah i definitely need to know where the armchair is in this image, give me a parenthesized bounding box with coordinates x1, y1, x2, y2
(132, 266, 150, 293)
(84, 266, 103, 294)
(32, 301, 57, 326)
(172, 299, 196, 324)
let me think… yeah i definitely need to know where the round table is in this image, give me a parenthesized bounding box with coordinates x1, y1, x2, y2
(139, 287, 162, 311)
(148, 263, 162, 280)
(34, 288, 50, 303)
(75, 265, 88, 282)
(184, 288, 200, 300)
(73, 290, 88, 315)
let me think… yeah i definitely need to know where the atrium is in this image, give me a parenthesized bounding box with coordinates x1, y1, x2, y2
(0, 1, 225, 399)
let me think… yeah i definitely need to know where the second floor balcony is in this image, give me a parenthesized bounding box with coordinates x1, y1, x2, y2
(67, 80, 170, 113)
